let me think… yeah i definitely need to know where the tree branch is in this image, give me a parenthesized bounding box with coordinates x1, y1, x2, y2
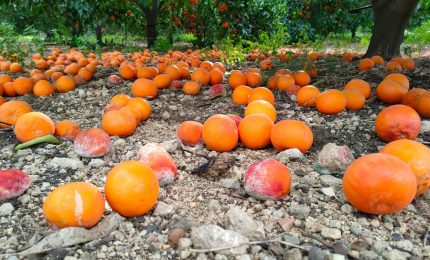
(349, 5, 372, 14)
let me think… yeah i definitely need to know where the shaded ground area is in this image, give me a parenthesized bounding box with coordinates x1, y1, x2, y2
(0, 53, 429, 259)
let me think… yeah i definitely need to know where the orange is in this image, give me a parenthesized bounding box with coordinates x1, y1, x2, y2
(239, 114, 274, 149)
(359, 58, 375, 71)
(165, 65, 181, 80)
(267, 76, 279, 90)
(110, 94, 131, 107)
(342, 153, 416, 214)
(401, 88, 426, 109)
(182, 81, 200, 95)
(209, 68, 223, 85)
(386, 61, 402, 72)
(202, 114, 238, 152)
(376, 79, 407, 104)
(102, 109, 137, 136)
(191, 68, 210, 85)
(55, 76, 76, 93)
(137, 67, 155, 79)
(342, 89, 365, 110)
(0, 74, 13, 87)
(13, 77, 34, 95)
(105, 160, 159, 217)
(271, 119, 313, 153)
(402, 58, 414, 71)
(245, 100, 277, 122)
(416, 92, 430, 118)
(245, 72, 262, 87)
(126, 97, 151, 121)
(315, 89, 346, 115)
(0, 100, 32, 128)
(14, 112, 55, 142)
(247, 87, 275, 105)
(131, 78, 158, 98)
(9, 63, 23, 73)
(232, 85, 252, 105)
(371, 55, 384, 65)
(154, 74, 172, 89)
(296, 85, 320, 107)
(33, 80, 55, 97)
(375, 104, 421, 142)
(277, 75, 295, 91)
(293, 70, 311, 87)
(380, 139, 430, 195)
(228, 71, 247, 89)
(177, 121, 203, 146)
(385, 73, 409, 90)
(3, 82, 17, 97)
(344, 79, 372, 99)
(43, 182, 105, 229)
(55, 120, 81, 140)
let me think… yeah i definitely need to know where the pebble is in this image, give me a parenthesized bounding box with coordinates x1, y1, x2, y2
(284, 248, 302, 260)
(320, 175, 342, 186)
(178, 238, 192, 249)
(315, 143, 354, 174)
(421, 120, 430, 134)
(275, 148, 304, 163)
(383, 249, 411, 260)
(47, 157, 84, 170)
(153, 202, 175, 217)
(88, 159, 105, 167)
(308, 246, 330, 260)
(340, 204, 353, 214)
(370, 219, 380, 228)
(238, 254, 252, 260)
(373, 240, 389, 254)
(350, 225, 361, 236)
(0, 203, 14, 216)
(396, 240, 413, 251)
(16, 149, 32, 156)
(359, 250, 379, 260)
(321, 227, 342, 240)
(191, 225, 249, 255)
(208, 199, 221, 211)
(218, 178, 241, 189)
(288, 204, 310, 220)
(225, 207, 265, 240)
(168, 228, 186, 248)
(277, 216, 294, 232)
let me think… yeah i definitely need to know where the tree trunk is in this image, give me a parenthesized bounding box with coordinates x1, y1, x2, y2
(365, 0, 419, 59)
(96, 26, 104, 46)
(147, 15, 158, 48)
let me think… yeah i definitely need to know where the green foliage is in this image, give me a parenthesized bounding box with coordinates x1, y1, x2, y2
(405, 19, 430, 47)
(153, 36, 172, 52)
(176, 33, 198, 43)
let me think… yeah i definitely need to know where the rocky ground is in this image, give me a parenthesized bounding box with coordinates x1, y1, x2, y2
(0, 55, 429, 260)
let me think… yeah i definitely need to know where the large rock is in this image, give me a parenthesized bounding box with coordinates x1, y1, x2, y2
(225, 207, 265, 240)
(275, 148, 304, 163)
(191, 225, 249, 255)
(315, 143, 354, 174)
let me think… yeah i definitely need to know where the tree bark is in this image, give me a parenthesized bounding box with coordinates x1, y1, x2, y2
(137, 0, 159, 49)
(96, 26, 104, 46)
(365, 0, 419, 59)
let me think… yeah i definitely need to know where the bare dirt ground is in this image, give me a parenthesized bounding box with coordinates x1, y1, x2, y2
(0, 54, 429, 260)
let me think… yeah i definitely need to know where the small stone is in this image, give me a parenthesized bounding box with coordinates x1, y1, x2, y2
(16, 149, 32, 156)
(153, 201, 175, 217)
(180, 250, 191, 259)
(350, 225, 361, 236)
(315, 143, 354, 174)
(239, 254, 252, 260)
(275, 148, 304, 163)
(161, 111, 170, 120)
(383, 249, 411, 260)
(308, 246, 330, 260)
(225, 207, 265, 240)
(320, 175, 342, 186)
(218, 178, 240, 189)
(421, 120, 430, 134)
(370, 219, 380, 228)
(281, 234, 299, 245)
(214, 254, 228, 260)
(178, 238, 192, 249)
(191, 225, 249, 255)
(277, 216, 294, 232)
(48, 157, 84, 170)
(328, 254, 345, 260)
(351, 240, 368, 251)
(0, 203, 14, 216)
(288, 204, 310, 220)
(321, 228, 342, 240)
(113, 138, 126, 147)
(284, 248, 302, 260)
(88, 159, 105, 167)
(373, 240, 389, 254)
(396, 240, 413, 252)
(162, 139, 180, 152)
(321, 187, 336, 197)
(340, 204, 353, 214)
(168, 228, 186, 248)
(208, 199, 221, 211)
(332, 240, 351, 255)
(359, 250, 379, 260)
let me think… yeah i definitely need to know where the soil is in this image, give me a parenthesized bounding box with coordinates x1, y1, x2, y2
(0, 54, 429, 260)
